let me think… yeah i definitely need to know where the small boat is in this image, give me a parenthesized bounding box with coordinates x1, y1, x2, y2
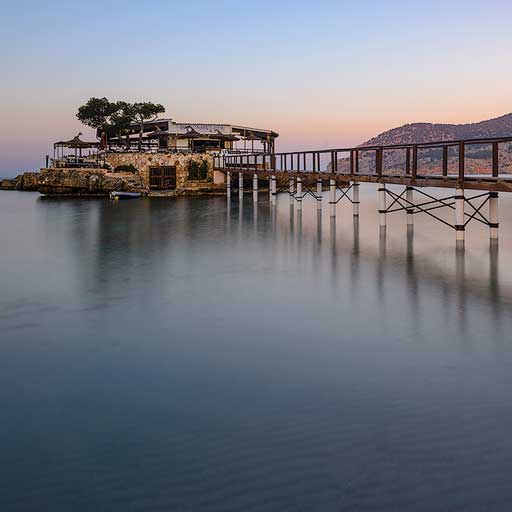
(109, 191, 141, 200)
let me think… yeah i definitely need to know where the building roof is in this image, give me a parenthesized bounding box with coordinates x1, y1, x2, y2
(54, 134, 99, 148)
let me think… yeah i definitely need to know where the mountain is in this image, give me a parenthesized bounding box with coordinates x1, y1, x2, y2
(331, 113, 512, 175)
(362, 113, 512, 147)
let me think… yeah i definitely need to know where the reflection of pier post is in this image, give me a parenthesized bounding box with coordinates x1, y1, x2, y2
(406, 224, 419, 325)
(296, 208, 303, 259)
(253, 199, 258, 235)
(330, 216, 337, 280)
(455, 243, 468, 339)
(489, 239, 501, 339)
(226, 195, 231, 235)
(377, 225, 387, 301)
(316, 209, 322, 247)
(350, 217, 360, 296)
(238, 193, 243, 236)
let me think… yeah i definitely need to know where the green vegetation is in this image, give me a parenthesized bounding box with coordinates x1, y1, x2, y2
(188, 160, 209, 181)
(77, 98, 165, 149)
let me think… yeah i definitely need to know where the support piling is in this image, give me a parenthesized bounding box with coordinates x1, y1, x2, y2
(489, 191, 499, 240)
(253, 174, 258, 203)
(353, 182, 360, 216)
(455, 186, 465, 242)
(316, 179, 322, 210)
(329, 179, 336, 217)
(379, 184, 387, 227)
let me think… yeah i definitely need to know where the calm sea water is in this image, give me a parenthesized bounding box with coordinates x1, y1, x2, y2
(2, 187, 512, 511)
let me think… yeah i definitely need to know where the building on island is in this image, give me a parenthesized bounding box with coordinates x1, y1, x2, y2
(47, 120, 279, 195)
(100, 120, 278, 154)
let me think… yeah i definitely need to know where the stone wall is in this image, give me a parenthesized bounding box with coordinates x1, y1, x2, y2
(105, 152, 219, 192)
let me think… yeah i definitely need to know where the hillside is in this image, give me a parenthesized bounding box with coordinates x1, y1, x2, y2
(332, 113, 512, 175)
(362, 113, 512, 147)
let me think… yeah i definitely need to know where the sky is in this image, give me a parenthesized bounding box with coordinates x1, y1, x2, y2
(1, 0, 511, 176)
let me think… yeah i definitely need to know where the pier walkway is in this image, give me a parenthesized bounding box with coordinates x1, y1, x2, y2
(214, 136, 512, 243)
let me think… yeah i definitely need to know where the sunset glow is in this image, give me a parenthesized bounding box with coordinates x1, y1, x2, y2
(1, 0, 511, 175)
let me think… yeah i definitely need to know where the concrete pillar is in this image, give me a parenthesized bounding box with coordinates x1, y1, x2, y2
(271, 175, 277, 206)
(406, 186, 414, 226)
(296, 177, 303, 210)
(238, 172, 243, 191)
(316, 179, 322, 210)
(489, 191, 499, 240)
(226, 172, 231, 197)
(289, 177, 295, 205)
(379, 184, 387, 227)
(455, 186, 465, 242)
(253, 174, 258, 203)
(352, 182, 360, 216)
(329, 179, 336, 217)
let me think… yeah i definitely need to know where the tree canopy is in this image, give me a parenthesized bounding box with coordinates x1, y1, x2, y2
(76, 98, 166, 148)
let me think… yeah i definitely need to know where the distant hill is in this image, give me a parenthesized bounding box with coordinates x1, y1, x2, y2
(331, 113, 512, 175)
(362, 113, 512, 147)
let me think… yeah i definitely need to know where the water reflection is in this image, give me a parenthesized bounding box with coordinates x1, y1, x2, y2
(3, 189, 512, 511)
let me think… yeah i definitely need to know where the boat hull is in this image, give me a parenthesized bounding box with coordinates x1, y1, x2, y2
(110, 191, 141, 200)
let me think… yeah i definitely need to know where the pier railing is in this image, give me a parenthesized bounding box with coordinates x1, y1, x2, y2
(213, 136, 512, 183)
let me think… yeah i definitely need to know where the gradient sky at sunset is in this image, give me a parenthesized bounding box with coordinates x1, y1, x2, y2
(1, 0, 511, 175)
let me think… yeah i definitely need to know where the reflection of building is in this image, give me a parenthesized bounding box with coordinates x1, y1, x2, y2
(101, 120, 279, 154)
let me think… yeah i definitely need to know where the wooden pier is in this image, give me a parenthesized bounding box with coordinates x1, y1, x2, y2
(214, 136, 512, 243)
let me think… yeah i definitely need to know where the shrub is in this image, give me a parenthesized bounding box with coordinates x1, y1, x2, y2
(188, 160, 208, 181)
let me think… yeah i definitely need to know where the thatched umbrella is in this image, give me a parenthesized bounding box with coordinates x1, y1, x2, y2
(210, 130, 240, 142)
(176, 126, 206, 151)
(53, 133, 99, 158)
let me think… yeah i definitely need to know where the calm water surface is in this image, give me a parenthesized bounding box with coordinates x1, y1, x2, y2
(2, 187, 512, 511)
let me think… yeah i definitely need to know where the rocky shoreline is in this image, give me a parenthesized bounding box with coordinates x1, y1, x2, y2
(0, 168, 224, 197)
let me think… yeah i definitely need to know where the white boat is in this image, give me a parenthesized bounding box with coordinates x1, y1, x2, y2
(109, 191, 141, 200)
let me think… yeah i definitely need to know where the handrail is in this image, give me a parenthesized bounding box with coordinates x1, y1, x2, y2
(213, 135, 512, 181)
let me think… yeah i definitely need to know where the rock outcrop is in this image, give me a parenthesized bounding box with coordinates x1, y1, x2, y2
(1, 168, 146, 196)
(0, 172, 40, 191)
(37, 168, 146, 196)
